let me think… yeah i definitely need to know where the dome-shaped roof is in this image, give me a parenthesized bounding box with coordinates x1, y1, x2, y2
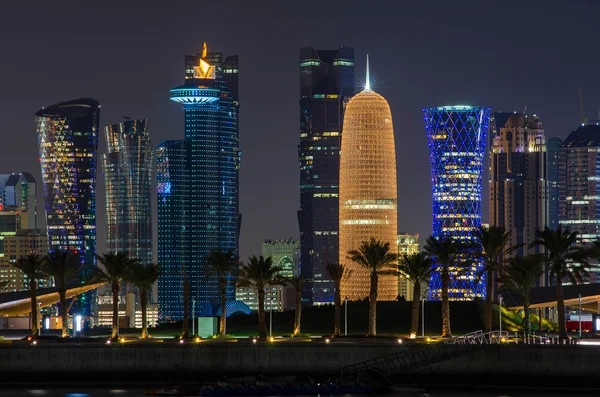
(505, 114, 525, 128)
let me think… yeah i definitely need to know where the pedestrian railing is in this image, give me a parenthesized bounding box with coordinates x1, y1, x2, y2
(339, 343, 472, 382)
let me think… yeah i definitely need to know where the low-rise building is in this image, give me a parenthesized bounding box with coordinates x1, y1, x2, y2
(0, 229, 49, 292)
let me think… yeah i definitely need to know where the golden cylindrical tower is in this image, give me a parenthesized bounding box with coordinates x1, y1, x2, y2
(339, 78, 398, 301)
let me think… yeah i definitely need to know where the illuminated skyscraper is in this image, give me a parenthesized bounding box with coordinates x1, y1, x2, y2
(0, 173, 36, 229)
(490, 113, 548, 259)
(298, 46, 354, 305)
(156, 140, 187, 319)
(559, 124, 600, 282)
(546, 136, 563, 230)
(103, 119, 153, 265)
(423, 105, 490, 300)
(159, 43, 240, 319)
(339, 57, 398, 301)
(36, 97, 100, 314)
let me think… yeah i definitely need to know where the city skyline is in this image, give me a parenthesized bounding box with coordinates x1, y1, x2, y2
(1, 2, 599, 260)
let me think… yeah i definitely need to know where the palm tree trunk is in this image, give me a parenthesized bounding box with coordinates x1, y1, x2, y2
(220, 276, 227, 336)
(293, 288, 301, 336)
(441, 271, 451, 337)
(182, 278, 189, 338)
(368, 272, 378, 336)
(111, 282, 119, 339)
(484, 268, 493, 333)
(59, 288, 68, 338)
(258, 287, 267, 338)
(141, 288, 148, 339)
(333, 282, 341, 336)
(539, 307, 543, 332)
(30, 280, 38, 337)
(523, 295, 531, 336)
(556, 281, 567, 338)
(410, 282, 421, 337)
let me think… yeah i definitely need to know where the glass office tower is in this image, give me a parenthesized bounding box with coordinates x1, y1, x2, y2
(160, 43, 240, 318)
(297, 46, 354, 305)
(103, 119, 153, 265)
(423, 105, 490, 300)
(0, 172, 37, 229)
(35, 97, 100, 315)
(156, 140, 187, 319)
(546, 136, 563, 230)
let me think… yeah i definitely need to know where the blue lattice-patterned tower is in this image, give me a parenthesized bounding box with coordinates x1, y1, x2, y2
(423, 106, 490, 301)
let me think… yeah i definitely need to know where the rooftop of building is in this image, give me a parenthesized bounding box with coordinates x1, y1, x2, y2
(561, 124, 600, 148)
(35, 98, 100, 118)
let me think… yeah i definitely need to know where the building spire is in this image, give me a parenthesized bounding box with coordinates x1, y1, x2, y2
(365, 54, 371, 91)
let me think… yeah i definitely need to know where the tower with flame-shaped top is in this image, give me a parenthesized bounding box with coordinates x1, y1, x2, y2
(159, 43, 240, 319)
(339, 56, 398, 301)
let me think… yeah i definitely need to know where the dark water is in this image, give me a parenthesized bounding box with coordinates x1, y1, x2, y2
(0, 390, 596, 397)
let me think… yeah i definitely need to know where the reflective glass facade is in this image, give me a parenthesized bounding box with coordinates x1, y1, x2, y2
(35, 98, 100, 315)
(546, 136, 563, 230)
(423, 106, 489, 301)
(0, 172, 36, 230)
(298, 46, 355, 305)
(103, 119, 153, 266)
(156, 140, 187, 319)
(158, 45, 240, 319)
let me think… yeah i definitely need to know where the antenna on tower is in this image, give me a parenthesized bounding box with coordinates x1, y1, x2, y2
(579, 86, 588, 125)
(365, 54, 371, 91)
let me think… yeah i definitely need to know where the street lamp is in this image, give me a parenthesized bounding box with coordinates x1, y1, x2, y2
(269, 295, 274, 337)
(344, 297, 348, 336)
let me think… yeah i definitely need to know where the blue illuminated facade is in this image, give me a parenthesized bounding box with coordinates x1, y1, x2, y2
(423, 106, 490, 301)
(158, 45, 240, 319)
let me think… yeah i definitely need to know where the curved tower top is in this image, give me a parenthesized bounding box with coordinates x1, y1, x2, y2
(35, 98, 100, 118)
(339, 58, 398, 301)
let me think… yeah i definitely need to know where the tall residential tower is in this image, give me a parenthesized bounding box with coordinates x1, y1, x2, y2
(423, 106, 489, 300)
(298, 46, 354, 305)
(490, 113, 548, 258)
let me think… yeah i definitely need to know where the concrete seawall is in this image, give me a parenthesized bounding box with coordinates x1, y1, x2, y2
(0, 343, 405, 379)
(413, 345, 600, 377)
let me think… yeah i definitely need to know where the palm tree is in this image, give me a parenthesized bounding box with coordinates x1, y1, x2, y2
(92, 253, 138, 339)
(474, 225, 515, 333)
(127, 263, 162, 339)
(347, 238, 399, 336)
(237, 255, 286, 338)
(397, 252, 433, 338)
(531, 226, 590, 338)
(44, 250, 81, 338)
(207, 249, 237, 336)
(423, 235, 465, 338)
(14, 255, 47, 336)
(497, 255, 544, 335)
(326, 263, 352, 336)
(289, 276, 303, 336)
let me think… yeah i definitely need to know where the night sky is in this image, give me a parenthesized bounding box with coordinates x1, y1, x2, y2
(1, 1, 599, 261)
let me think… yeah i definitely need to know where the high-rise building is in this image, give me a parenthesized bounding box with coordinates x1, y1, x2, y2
(156, 140, 187, 319)
(547, 137, 563, 230)
(0, 173, 36, 229)
(490, 113, 548, 258)
(35, 97, 100, 315)
(103, 119, 153, 265)
(159, 43, 240, 318)
(236, 238, 300, 312)
(397, 233, 420, 301)
(297, 46, 355, 306)
(339, 59, 398, 301)
(559, 124, 600, 281)
(0, 229, 49, 292)
(423, 106, 490, 300)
